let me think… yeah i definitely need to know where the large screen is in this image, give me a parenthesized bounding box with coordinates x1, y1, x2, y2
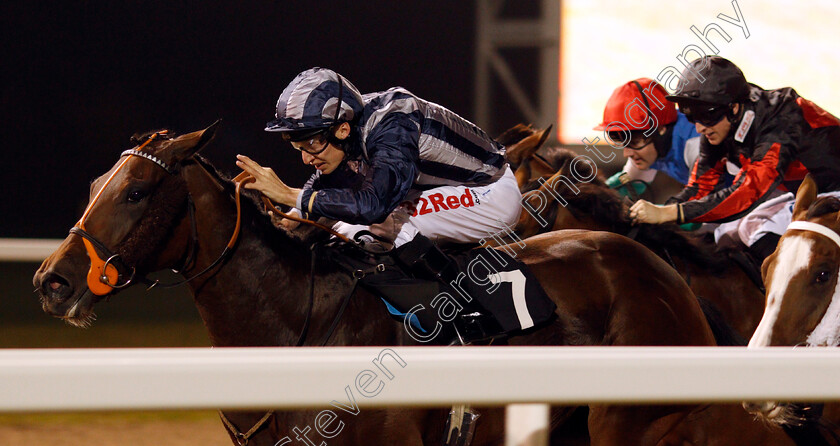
(559, 0, 840, 144)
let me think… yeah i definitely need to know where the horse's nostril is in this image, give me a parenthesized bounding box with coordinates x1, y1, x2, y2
(40, 272, 71, 300)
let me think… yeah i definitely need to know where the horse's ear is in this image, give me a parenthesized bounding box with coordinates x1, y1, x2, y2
(504, 124, 552, 167)
(792, 174, 818, 221)
(165, 120, 222, 164)
(558, 154, 572, 179)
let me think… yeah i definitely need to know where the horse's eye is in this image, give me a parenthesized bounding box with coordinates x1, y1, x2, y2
(127, 190, 148, 203)
(816, 270, 832, 284)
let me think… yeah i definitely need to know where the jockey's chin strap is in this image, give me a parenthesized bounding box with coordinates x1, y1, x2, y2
(787, 221, 840, 250)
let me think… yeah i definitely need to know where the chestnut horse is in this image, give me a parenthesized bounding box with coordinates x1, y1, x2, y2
(745, 175, 840, 443)
(33, 124, 792, 445)
(497, 123, 556, 191)
(512, 158, 766, 341)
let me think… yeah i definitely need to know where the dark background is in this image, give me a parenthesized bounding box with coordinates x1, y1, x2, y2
(0, 1, 540, 342)
(1, 1, 538, 239)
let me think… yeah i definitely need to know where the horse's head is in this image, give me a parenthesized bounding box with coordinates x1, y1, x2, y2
(516, 157, 618, 238)
(749, 176, 840, 348)
(497, 124, 555, 189)
(33, 122, 219, 327)
(744, 175, 840, 423)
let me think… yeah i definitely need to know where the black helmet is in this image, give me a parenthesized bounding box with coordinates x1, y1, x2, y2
(665, 56, 749, 106)
(265, 68, 364, 141)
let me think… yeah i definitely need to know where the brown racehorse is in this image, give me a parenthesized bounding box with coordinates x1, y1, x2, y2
(497, 123, 557, 190)
(33, 124, 793, 445)
(513, 157, 766, 341)
(744, 175, 840, 443)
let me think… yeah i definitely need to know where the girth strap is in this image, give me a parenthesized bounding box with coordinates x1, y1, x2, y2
(295, 241, 370, 347)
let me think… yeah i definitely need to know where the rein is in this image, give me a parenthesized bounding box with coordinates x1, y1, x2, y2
(230, 171, 350, 243)
(71, 132, 167, 295)
(70, 131, 249, 295)
(73, 130, 365, 315)
(530, 152, 555, 174)
(74, 133, 373, 445)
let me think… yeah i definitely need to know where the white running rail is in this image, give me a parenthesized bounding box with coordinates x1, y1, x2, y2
(1, 347, 839, 412)
(4, 239, 835, 445)
(3, 347, 839, 446)
(0, 237, 61, 262)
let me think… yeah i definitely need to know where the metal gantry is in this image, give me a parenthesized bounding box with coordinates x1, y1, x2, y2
(474, 0, 560, 135)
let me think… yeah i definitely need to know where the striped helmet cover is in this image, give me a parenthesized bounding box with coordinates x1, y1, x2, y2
(265, 67, 365, 132)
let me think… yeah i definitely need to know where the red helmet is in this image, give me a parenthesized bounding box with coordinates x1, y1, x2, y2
(594, 78, 677, 132)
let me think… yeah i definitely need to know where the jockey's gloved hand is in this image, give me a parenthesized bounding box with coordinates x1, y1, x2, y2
(629, 200, 678, 224)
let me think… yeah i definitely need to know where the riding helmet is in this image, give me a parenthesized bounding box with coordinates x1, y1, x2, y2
(665, 56, 749, 106)
(265, 67, 365, 140)
(594, 78, 677, 132)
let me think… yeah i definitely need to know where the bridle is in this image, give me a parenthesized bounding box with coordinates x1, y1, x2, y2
(70, 129, 358, 293)
(70, 131, 373, 445)
(769, 220, 840, 446)
(519, 152, 555, 185)
(69, 131, 249, 295)
(786, 221, 840, 251)
(529, 152, 555, 174)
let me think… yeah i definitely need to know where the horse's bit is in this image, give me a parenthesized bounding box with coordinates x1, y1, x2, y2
(70, 132, 373, 445)
(70, 131, 246, 295)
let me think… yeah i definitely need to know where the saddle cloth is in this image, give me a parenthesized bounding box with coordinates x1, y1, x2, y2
(451, 247, 556, 332)
(330, 240, 556, 334)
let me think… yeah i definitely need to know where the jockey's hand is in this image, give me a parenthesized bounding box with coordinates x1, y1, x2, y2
(268, 210, 301, 231)
(236, 154, 302, 208)
(629, 200, 678, 224)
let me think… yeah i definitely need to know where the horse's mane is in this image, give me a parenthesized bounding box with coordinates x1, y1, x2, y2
(521, 148, 607, 192)
(130, 129, 175, 145)
(562, 183, 628, 233)
(806, 196, 840, 219)
(557, 180, 730, 275)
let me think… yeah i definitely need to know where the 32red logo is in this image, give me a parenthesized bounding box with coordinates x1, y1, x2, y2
(410, 189, 476, 217)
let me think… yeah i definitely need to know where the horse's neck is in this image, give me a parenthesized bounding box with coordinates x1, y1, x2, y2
(523, 183, 610, 235)
(181, 162, 311, 347)
(553, 201, 607, 231)
(554, 186, 623, 232)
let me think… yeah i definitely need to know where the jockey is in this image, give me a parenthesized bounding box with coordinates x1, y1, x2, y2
(596, 78, 702, 201)
(630, 56, 840, 261)
(236, 67, 537, 344)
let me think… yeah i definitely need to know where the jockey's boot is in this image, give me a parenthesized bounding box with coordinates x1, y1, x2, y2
(392, 234, 505, 345)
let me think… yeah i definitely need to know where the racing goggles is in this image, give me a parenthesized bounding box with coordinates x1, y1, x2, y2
(286, 131, 330, 155)
(680, 103, 730, 127)
(607, 130, 654, 150)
